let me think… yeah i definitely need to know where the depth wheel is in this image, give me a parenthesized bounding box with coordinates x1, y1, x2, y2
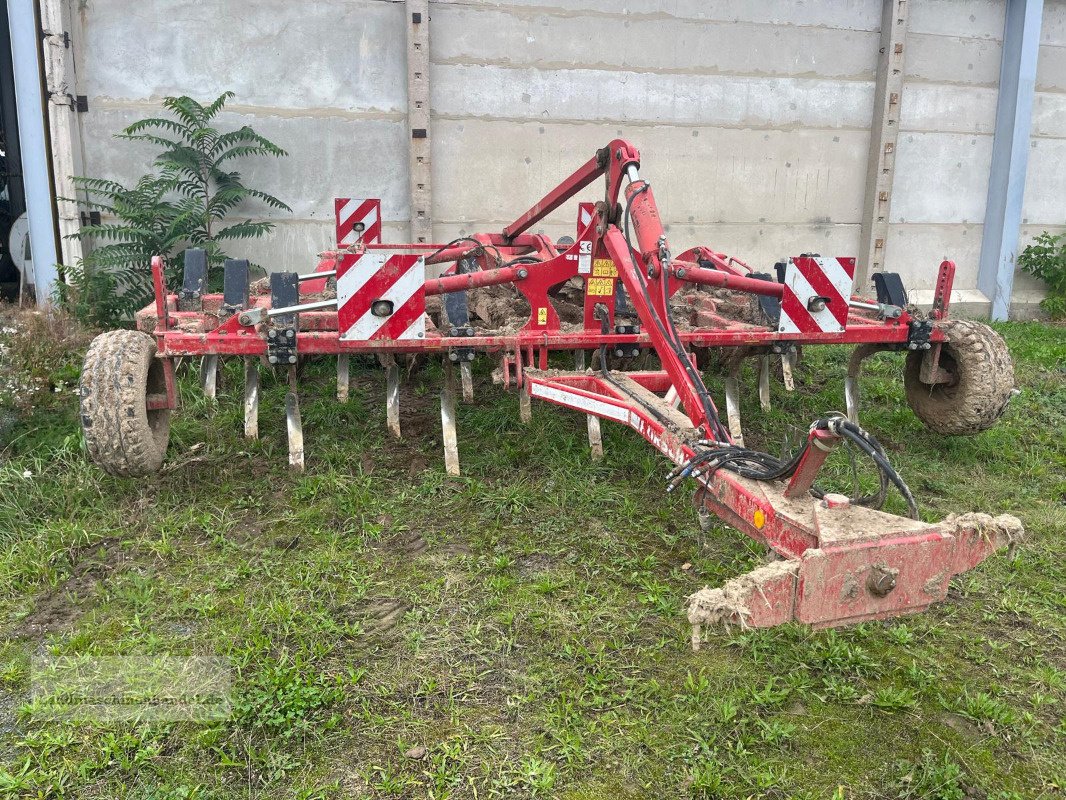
(80, 330, 172, 475)
(904, 320, 1014, 435)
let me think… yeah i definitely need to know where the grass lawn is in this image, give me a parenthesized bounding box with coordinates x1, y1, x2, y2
(0, 312, 1063, 799)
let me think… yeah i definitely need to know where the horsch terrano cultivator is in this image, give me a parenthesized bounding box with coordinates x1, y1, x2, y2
(80, 140, 1023, 646)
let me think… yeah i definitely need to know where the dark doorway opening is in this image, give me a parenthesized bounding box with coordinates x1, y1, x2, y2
(1, 0, 28, 300)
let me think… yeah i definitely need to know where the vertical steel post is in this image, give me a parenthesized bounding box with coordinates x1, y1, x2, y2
(6, 0, 61, 304)
(978, 0, 1044, 321)
(39, 0, 85, 268)
(406, 0, 433, 244)
(857, 0, 909, 288)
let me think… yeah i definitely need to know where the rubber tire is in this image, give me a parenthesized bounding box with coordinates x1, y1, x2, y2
(80, 330, 171, 476)
(904, 320, 1014, 436)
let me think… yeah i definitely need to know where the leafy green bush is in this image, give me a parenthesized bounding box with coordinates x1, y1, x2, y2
(232, 659, 344, 739)
(59, 92, 290, 327)
(1018, 231, 1066, 319)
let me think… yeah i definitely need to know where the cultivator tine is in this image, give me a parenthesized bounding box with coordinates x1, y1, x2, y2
(460, 362, 475, 403)
(285, 366, 304, 471)
(758, 355, 771, 412)
(574, 350, 604, 460)
(780, 352, 796, 391)
(519, 383, 532, 423)
(200, 355, 219, 400)
(337, 354, 350, 402)
(243, 357, 259, 439)
(846, 344, 885, 424)
(441, 360, 460, 476)
(723, 375, 745, 447)
(845, 375, 860, 424)
(385, 359, 401, 439)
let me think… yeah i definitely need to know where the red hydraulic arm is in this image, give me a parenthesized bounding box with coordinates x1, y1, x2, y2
(503, 139, 641, 240)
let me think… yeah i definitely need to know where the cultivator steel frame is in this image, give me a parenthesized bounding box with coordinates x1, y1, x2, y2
(97, 139, 1021, 643)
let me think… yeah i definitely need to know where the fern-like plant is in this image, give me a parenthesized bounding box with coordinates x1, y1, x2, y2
(62, 91, 290, 326)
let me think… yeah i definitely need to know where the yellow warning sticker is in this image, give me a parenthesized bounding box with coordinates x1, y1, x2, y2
(537, 307, 548, 325)
(586, 278, 615, 296)
(592, 259, 617, 278)
(753, 509, 766, 529)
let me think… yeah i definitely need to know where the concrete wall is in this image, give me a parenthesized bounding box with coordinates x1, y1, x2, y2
(72, 0, 412, 269)
(429, 0, 879, 267)
(68, 0, 1065, 312)
(888, 0, 1066, 307)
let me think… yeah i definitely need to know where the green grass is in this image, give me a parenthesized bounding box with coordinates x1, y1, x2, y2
(0, 319, 1063, 798)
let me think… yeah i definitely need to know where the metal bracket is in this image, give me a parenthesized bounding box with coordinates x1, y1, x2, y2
(612, 323, 641, 358)
(872, 272, 908, 308)
(907, 319, 933, 351)
(267, 328, 298, 366)
(179, 249, 207, 312)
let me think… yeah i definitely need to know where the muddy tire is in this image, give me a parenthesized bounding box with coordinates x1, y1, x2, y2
(80, 330, 171, 476)
(904, 320, 1014, 435)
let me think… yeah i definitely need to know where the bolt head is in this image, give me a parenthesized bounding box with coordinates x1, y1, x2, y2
(268, 329, 277, 339)
(288, 355, 297, 364)
(866, 566, 898, 597)
(286, 329, 295, 338)
(449, 351, 459, 361)
(466, 351, 475, 361)
(268, 355, 278, 364)
(517, 268, 528, 279)
(614, 348, 624, 357)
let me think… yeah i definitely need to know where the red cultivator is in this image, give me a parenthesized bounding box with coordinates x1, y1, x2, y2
(79, 140, 1022, 645)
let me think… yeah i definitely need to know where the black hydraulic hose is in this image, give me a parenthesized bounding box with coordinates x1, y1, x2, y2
(622, 186, 729, 440)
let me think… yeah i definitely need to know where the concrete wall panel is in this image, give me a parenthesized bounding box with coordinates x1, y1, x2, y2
(1032, 91, 1066, 137)
(431, 5, 878, 79)
(907, 0, 1004, 40)
(1022, 138, 1066, 223)
(906, 33, 1003, 86)
(432, 120, 867, 227)
(430, 0, 882, 31)
(79, 0, 407, 113)
(899, 84, 998, 134)
(432, 64, 873, 129)
(891, 132, 992, 224)
(884, 223, 983, 291)
(1040, 0, 1066, 45)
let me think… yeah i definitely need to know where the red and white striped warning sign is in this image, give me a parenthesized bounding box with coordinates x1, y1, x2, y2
(335, 198, 381, 248)
(578, 202, 594, 234)
(778, 256, 856, 334)
(337, 251, 425, 341)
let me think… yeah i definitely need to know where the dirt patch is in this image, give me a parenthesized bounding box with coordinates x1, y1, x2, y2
(439, 540, 472, 557)
(338, 597, 412, 647)
(515, 552, 556, 576)
(6, 538, 124, 640)
(380, 531, 428, 557)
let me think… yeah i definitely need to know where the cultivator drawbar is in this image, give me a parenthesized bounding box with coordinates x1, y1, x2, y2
(80, 139, 1022, 642)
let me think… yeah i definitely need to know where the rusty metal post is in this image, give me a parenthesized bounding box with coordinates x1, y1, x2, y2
(857, 0, 909, 288)
(406, 0, 432, 244)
